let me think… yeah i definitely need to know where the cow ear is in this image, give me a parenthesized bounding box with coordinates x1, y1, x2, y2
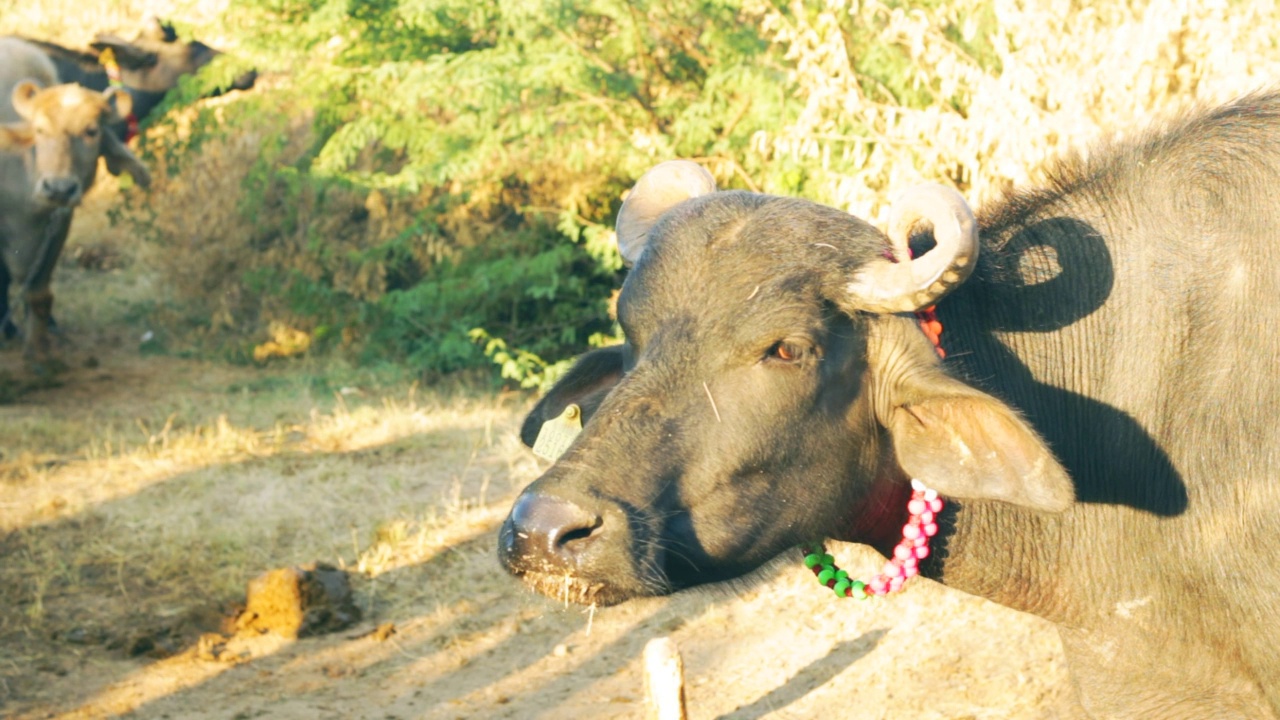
(520, 345, 627, 447)
(882, 370, 1074, 513)
(12, 82, 41, 121)
(0, 123, 35, 150)
(102, 86, 133, 123)
(100, 129, 151, 188)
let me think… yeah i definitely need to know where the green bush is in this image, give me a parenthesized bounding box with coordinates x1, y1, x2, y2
(134, 0, 1007, 383)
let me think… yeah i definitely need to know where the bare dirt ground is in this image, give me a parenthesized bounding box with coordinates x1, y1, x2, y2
(0, 197, 1085, 720)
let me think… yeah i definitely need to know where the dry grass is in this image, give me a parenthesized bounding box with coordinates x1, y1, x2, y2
(748, 0, 1280, 221)
(0, 0, 232, 48)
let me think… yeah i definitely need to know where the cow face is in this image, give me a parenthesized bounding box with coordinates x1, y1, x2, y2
(10, 82, 150, 209)
(500, 162, 1074, 606)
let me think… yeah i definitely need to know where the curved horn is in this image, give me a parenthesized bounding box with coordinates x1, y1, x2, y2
(616, 160, 716, 266)
(846, 183, 979, 313)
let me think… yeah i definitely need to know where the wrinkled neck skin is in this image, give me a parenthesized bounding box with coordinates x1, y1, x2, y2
(848, 315, 1071, 620)
(889, 182, 1280, 716)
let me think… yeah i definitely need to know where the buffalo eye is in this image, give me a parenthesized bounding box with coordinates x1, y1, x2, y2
(84, 126, 99, 139)
(765, 340, 807, 364)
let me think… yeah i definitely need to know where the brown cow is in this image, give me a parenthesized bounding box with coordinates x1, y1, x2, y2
(0, 38, 150, 366)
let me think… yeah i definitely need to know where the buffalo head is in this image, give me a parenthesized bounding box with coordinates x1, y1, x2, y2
(500, 161, 1074, 606)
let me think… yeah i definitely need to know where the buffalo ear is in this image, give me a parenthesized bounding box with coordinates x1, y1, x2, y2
(0, 122, 35, 150)
(520, 345, 626, 447)
(91, 35, 158, 69)
(100, 130, 151, 188)
(884, 374, 1074, 513)
(138, 17, 178, 43)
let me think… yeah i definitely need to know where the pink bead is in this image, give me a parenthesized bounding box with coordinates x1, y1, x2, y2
(907, 499, 926, 515)
(901, 555, 918, 570)
(919, 510, 935, 524)
(903, 564, 919, 578)
(928, 498, 943, 513)
(902, 524, 922, 540)
(913, 535, 928, 547)
(882, 561, 903, 578)
(888, 576, 905, 591)
(914, 545, 930, 560)
(894, 544, 913, 560)
(869, 577, 888, 594)
(923, 522, 939, 537)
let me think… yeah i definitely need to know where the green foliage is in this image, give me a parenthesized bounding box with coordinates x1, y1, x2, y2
(136, 0, 1004, 381)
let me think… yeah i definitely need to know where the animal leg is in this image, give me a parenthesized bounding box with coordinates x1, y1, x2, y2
(22, 286, 55, 367)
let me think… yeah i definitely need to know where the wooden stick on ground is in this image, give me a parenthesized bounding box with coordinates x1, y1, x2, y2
(644, 636, 688, 720)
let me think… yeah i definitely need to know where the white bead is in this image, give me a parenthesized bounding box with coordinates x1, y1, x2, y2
(911, 479, 926, 492)
(924, 489, 938, 502)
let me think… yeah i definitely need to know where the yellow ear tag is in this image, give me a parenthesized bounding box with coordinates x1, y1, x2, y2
(532, 404, 583, 461)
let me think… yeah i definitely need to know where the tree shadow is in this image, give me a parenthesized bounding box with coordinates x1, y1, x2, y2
(716, 629, 887, 720)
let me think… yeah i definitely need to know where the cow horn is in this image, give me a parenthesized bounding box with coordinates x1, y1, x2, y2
(846, 183, 979, 313)
(616, 160, 716, 266)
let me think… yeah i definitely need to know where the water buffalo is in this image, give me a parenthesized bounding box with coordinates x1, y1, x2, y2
(501, 91, 1280, 717)
(0, 38, 150, 363)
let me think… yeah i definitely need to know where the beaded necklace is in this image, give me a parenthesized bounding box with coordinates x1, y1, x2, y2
(800, 302, 951, 597)
(802, 479, 943, 598)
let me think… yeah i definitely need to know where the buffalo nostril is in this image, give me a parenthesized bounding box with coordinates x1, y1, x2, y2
(504, 492, 605, 571)
(550, 516, 603, 553)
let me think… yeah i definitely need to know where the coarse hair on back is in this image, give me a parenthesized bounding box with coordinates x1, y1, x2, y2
(979, 88, 1280, 244)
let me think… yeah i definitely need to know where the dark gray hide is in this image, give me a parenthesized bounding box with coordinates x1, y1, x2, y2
(503, 92, 1280, 718)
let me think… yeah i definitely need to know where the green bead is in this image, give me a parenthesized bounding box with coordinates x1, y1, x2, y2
(817, 568, 835, 585)
(850, 581, 868, 599)
(804, 553, 823, 569)
(833, 579, 851, 597)
(821, 554, 835, 566)
(835, 569, 849, 582)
